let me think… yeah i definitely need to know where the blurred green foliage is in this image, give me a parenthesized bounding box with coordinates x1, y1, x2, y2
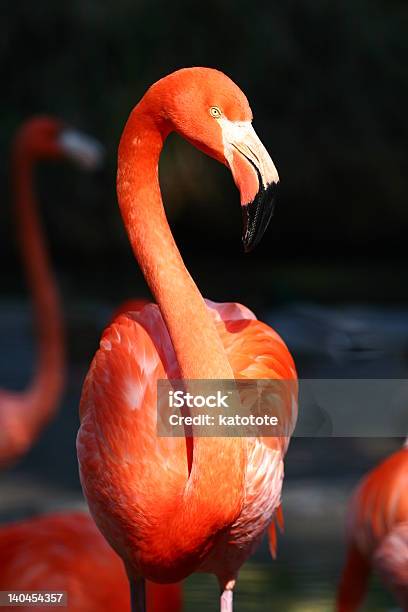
(1, 0, 408, 292)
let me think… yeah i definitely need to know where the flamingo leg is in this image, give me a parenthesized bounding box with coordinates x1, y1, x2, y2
(129, 576, 145, 612)
(220, 589, 233, 612)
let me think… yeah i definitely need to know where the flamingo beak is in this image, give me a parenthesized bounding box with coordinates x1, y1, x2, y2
(58, 129, 105, 170)
(221, 119, 279, 252)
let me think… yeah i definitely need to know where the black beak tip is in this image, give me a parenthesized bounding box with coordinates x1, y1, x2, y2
(241, 181, 279, 252)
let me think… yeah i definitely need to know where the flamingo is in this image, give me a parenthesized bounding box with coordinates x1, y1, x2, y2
(0, 511, 182, 612)
(109, 298, 150, 325)
(77, 67, 298, 612)
(336, 441, 408, 610)
(0, 117, 103, 468)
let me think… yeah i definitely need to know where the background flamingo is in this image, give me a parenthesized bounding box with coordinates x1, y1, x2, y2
(0, 511, 182, 612)
(0, 257, 179, 610)
(0, 117, 103, 468)
(77, 67, 298, 612)
(336, 441, 408, 610)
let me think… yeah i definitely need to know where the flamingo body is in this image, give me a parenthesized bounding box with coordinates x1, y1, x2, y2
(0, 512, 181, 612)
(78, 300, 296, 584)
(337, 446, 408, 610)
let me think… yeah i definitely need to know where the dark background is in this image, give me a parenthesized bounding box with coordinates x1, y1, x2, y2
(1, 2, 407, 610)
(2, 0, 408, 308)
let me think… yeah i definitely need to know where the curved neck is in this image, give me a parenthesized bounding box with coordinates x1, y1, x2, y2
(117, 105, 234, 380)
(11, 147, 64, 426)
(117, 105, 245, 572)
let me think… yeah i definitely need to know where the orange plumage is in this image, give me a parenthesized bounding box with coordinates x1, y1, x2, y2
(79, 302, 296, 579)
(0, 512, 181, 612)
(337, 445, 408, 610)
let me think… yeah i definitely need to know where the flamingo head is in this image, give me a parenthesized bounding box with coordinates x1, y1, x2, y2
(14, 116, 104, 170)
(148, 67, 280, 251)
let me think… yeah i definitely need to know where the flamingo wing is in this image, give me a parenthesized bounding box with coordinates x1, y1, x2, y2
(78, 306, 188, 571)
(204, 305, 297, 570)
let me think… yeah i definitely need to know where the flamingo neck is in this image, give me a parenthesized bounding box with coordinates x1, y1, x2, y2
(117, 104, 245, 574)
(12, 148, 64, 427)
(117, 105, 234, 380)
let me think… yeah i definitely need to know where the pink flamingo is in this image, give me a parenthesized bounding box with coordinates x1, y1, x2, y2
(337, 441, 408, 610)
(77, 67, 297, 611)
(0, 117, 102, 468)
(0, 511, 182, 612)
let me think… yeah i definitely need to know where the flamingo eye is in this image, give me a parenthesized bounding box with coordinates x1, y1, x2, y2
(209, 106, 222, 118)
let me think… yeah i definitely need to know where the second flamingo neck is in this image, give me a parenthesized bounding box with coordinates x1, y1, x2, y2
(117, 108, 234, 380)
(12, 152, 64, 416)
